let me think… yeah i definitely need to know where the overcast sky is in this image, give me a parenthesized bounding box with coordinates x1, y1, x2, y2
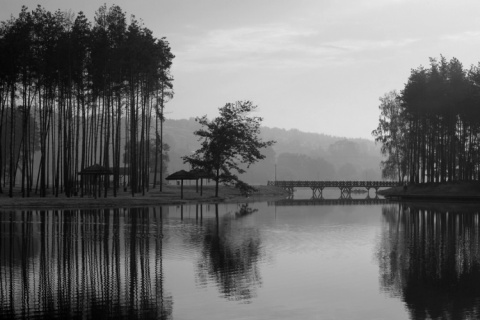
(2, 0, 480, 139)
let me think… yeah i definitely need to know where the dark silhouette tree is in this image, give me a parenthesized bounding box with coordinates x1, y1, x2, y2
(0, 5, 174, 197)
(183, 101, 275, 197)
(372, 91, 408, 182)
(374, 56, 480, 184)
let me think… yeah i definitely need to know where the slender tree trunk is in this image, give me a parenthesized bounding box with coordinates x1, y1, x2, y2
(153, 106, 158, 189)
(9, 83, 15, 197)
(0, 90, 6, 194)
(215, 167, 220, 197)
(159, 88, 164, 192)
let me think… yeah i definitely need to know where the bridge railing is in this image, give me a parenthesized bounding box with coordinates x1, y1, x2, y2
(268, 180, 400, 188)
(269, 198, 390, 206)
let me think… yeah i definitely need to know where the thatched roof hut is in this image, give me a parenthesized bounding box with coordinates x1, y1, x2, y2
(166, 169, 215, 199)
(166, 170, 197, 199)
(165, 170, 196, 181)
(78, 164, 113, 198)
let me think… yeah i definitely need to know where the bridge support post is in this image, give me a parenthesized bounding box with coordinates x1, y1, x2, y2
(374, 187, 379, 198)
(311, 187, 324, 199)
(267, 180, 400, 199)
(340, 187, 352, 199)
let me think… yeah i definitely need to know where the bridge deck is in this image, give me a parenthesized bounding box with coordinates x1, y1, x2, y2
(268, 180, 400, 197)
(268, 180, 400, 188)
(269, 198, 390, 206)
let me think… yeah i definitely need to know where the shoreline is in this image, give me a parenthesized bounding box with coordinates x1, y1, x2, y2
(0, 185, 289, 209)
(379, 181, 480, 201)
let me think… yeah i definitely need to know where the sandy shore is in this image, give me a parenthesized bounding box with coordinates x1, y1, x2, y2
(0, 184, 289, 209)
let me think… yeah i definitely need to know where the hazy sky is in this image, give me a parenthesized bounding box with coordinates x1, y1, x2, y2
(2, 0, 480, 139)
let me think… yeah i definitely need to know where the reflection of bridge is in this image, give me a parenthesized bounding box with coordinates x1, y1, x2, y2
(268, 180, 400, 198)
(269, 198, 390, 206)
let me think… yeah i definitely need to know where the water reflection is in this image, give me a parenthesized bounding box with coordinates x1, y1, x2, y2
(378, 203, 480, 319)
(0, 208, 173, 320)
(271, 198, 389, 206)
(0, 204, 266, 318)
(235, 203, 259, 218)
(195, 204, 263, 303)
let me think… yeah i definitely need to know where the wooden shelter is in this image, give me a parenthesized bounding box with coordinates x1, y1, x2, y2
(189, 169, 214, 196)
(166, 170, 197, 199)
(78, 164, 113, 198)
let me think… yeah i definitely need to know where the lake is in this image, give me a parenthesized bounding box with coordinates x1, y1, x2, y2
(1, 193, 480, 319)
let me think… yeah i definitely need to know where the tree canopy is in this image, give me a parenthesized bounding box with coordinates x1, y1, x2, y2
(183, 101, 275, 196)
(373, 56, 480, 183)
(372, 91, 407, 181)
(0, 5, 174, 197)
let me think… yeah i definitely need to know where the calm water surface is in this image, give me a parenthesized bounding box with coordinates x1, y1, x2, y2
(1, 195, 480, 319)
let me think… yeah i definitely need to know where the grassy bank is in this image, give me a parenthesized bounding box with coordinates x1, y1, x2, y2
(379, 181, 480, 200)
(0, 184, 289, 209)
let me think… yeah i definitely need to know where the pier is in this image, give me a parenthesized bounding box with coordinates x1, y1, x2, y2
(268, 180, 400, 198)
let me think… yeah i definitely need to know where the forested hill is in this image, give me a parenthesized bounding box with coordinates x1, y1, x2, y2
(164, 118, 384, 184)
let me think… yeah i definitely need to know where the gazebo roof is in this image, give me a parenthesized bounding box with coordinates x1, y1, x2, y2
(78, 164, 113, 175)
(165, 170, 197, 180)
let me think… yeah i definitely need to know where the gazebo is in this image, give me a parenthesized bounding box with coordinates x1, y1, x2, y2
(165, 170, 198, 199)
(189, 169, 214, 196)
(78, 164, 113, 198)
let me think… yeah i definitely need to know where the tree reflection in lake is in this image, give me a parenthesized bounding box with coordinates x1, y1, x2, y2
(195, 204, 263, 303)
(378, 203, 480, 319)
(0, 208, 172, 319)
(235, 203, 259, 218)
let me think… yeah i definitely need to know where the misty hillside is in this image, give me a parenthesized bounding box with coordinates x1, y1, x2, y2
(164, 118, 384, 184)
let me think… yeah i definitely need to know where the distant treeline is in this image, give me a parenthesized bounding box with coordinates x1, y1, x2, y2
(0, 5, 173, 196)
(373, 56, 480, 183)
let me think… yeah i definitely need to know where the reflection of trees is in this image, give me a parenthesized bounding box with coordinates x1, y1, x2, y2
(377, 204, 480, 319)
(196, 204, 263, 302)
(0, 207, 172, 319)
(235, 203, 258, 218)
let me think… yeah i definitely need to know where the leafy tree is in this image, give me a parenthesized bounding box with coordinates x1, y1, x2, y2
(183, 101, 275, 197)
(373, 56, 480, 184)
(372, 91, 408, 182)
(0, 5, 174, 197)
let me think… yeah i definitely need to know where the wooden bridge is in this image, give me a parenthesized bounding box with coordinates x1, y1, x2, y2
(269, 198, 390, 206)
(268, 180, 400, 198)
